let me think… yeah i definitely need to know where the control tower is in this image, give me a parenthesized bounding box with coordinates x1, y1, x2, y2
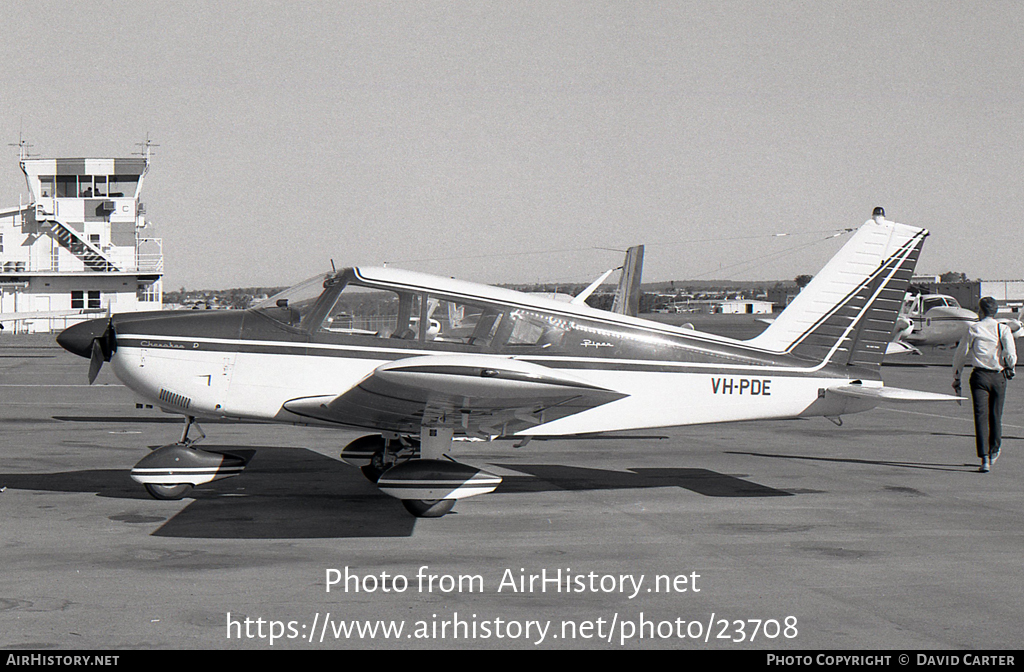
(0, 142, 163, 333)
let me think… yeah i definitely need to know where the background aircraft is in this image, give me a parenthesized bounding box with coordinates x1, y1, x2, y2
(886, 291, 1024, 355)
(530, 244, 644, 316)
(57, 215, 957, 517)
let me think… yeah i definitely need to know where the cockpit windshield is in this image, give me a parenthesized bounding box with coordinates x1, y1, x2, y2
(922, 296, 961, 312)
(253, 271, 338, 328)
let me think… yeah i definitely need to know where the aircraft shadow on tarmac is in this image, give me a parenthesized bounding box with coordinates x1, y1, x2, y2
(728, 451, 997, 472)
(492, 464, 791, 498)
(0, 446, 791, 539)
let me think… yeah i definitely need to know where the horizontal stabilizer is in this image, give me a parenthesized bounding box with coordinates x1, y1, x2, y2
(827, 384, 963, 403)
(885, 340, 921, 356)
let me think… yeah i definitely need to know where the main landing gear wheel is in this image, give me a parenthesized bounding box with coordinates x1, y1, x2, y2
(341, 435, 420, 483)
(401, 499, 455, 518)
(361, 463, 385, 483)
(144, 483, 194, 500)
(362, 447, 390, 483)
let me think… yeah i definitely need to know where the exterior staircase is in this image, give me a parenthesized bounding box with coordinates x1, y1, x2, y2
(48, 218, 119, 272)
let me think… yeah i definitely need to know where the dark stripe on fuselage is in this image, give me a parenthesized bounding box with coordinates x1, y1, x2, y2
(112, 296, 810, 369)
(114, 335, 867, 379)
(924, 316, 976, 323)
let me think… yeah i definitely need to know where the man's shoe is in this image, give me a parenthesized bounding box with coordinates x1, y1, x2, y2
(979, 457, 990, 473)
(990, 450, 1000, 465)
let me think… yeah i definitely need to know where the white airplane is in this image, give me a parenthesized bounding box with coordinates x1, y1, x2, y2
(887, 292, 1024, 355)
(57, 215, 959, 517)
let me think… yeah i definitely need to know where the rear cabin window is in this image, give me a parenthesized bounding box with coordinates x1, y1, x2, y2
(504, 309, 567, 348)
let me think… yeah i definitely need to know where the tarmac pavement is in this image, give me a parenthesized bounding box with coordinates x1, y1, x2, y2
(1, 332, 1021, 650)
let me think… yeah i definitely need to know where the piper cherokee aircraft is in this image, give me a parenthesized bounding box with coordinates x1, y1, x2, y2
(56, 214, 959, 517)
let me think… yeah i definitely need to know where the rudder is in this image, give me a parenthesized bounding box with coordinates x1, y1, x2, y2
(747, 218, 928, 367)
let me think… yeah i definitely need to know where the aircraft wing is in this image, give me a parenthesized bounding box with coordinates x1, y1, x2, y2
(999, 314, 1024, 339)
(0, 308, 105, 323)
(827, 384, 963, 403)
(282, 354, 628, 436)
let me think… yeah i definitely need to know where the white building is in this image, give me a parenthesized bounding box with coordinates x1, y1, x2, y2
(0, 149, 163, 333)
(715, 299, 774, 315)
(980, 280, 1024, 308)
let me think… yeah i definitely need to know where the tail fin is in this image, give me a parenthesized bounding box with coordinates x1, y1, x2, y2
(747, 219, 928, 367)
(611, 245, 644, 317)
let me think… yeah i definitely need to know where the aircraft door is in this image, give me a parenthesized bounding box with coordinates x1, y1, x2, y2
(215, 353, 238, 415)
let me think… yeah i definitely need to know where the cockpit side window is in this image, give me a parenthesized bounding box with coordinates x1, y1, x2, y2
(318, 282, 421, 340)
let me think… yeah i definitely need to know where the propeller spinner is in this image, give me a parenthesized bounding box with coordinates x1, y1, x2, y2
(56, 317, 117, 384)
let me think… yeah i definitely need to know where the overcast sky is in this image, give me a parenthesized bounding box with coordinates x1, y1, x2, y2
(1, 1, 1020, 290)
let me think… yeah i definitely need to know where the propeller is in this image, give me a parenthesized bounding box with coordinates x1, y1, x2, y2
(88, 338, 105, 384)
(56, 316, 117, 384)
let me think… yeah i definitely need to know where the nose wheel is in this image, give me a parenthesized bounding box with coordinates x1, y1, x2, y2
(133, 417, 247, 500)
(401, 499, 455, 518)
(144, 483, 194, 500)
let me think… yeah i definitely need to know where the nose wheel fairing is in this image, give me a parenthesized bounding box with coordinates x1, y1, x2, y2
(131, 438, 250, 500)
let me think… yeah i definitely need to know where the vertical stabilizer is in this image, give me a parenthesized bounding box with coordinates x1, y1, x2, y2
(747, 219, 927, 367)
(611, 245, 644, 317)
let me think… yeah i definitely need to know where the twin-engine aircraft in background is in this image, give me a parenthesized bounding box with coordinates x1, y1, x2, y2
(886, 291, 1024, 356)
(57, 213, 959, 517)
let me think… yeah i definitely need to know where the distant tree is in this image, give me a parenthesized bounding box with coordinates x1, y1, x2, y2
(227, 292, 253, 310)
(939, 271, 968, 283)
(795, 274, 814, 289)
